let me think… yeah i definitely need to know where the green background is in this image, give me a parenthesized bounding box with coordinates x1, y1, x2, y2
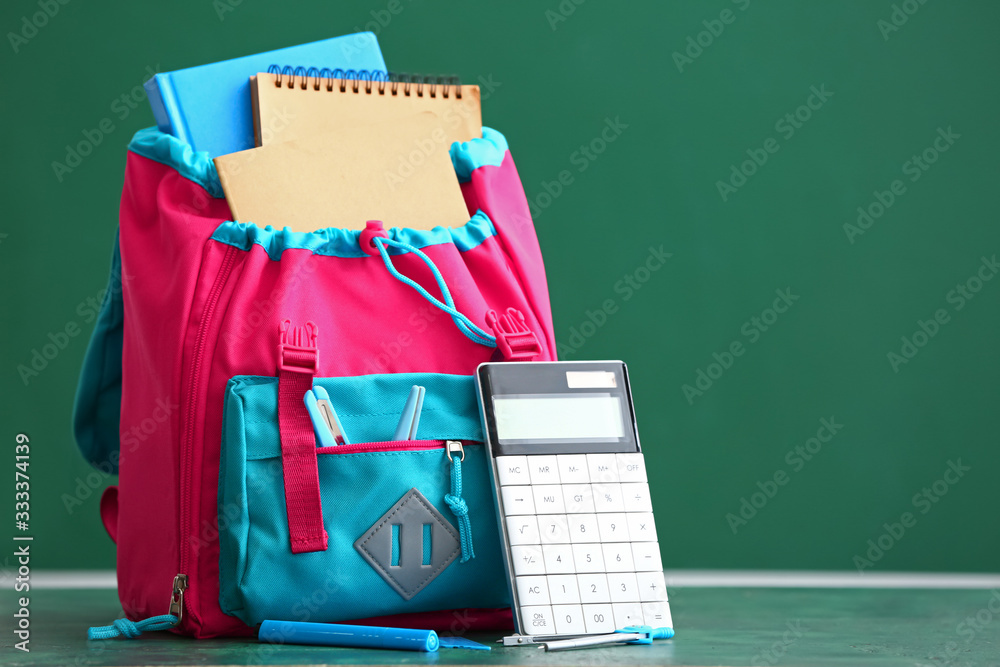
(0, 0, 997, 574)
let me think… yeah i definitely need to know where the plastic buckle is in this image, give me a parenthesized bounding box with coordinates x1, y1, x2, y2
(359, 220, 389, 257)
(278, 320, 318, 374)
(486, 308, 542, 361)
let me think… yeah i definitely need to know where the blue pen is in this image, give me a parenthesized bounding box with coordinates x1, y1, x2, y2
(392, 385, 425, 441)
(304, 386, 349, 446)
(259, 620, 439, 652)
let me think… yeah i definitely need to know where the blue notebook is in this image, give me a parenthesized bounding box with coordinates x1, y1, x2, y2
(144, 33, 386, 158)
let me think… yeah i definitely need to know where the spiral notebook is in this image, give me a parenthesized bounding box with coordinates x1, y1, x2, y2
(213, 114, 471, 233)
(252, 68, 482, 148)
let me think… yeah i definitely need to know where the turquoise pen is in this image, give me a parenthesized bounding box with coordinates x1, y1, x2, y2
(259, 619, 439, 652)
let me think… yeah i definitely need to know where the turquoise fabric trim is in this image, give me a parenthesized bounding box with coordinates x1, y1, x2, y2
(128, 127, 223, 198)
(129, 125, 510, 196)
(226, 373, 484, 460)
(450, 127, 509, 183)
(209, 210, 497, 260)
(73, 230, 124, 475)
(218, 371, 508, 626)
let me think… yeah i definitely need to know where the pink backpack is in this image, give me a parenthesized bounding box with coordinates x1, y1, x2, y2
(74, 126, 555, 638)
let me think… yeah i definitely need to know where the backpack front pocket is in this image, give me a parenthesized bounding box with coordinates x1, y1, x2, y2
(218, 372, 510, 625)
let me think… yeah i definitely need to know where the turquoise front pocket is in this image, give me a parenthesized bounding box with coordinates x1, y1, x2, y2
(218, 372, 510, 625)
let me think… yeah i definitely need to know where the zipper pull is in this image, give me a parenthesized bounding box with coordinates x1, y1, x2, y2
(444, 441, 475, 562)
(168, 574, 188, 625)
(87, 574, 187, 640)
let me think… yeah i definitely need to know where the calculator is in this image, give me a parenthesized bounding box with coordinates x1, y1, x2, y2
(476, 361, 671, 638)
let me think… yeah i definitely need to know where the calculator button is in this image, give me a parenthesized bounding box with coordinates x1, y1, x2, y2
(521, 606, 555, 635)
(607, 572, 640, 602)
(528, 455, 561, 485)
(538, 515, 571, 544)
(601, 543, 635, 572)
(532, 485, 566, 514)
(583, 604, 616, 633)
(500, 486, 535, 515)
(626, 512, 658, 541)
(562, 484, 595, 513)
(597, 513, 630, 542)
(592, 483, 626, 512)
(510, 545, 545, 575)
(616, 453, 647, 482)
(622, 483, 653, 513)
(576, 573, 610, 603)
(506, 516, 540, 545)
(541, 544, 575, 573)
(548, 574, 581, 604)
(496, 456, 530, 486)
(586, 454, 619, 483)
(568, 514, 600, 544)
(632, 542, 663, 571)
(642, 601, 672, 628)
(571, 544, 606, 573)
(516, 576, 550, 606)
(553, 605, 587, 635)
(612, 602, 644, 628)
(636, 571, 668, 602)
(557, 454, 590, 483)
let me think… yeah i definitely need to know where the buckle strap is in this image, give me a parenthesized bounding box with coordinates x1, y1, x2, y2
(486, 308, 542, 361)
(277, 320, 327, 554)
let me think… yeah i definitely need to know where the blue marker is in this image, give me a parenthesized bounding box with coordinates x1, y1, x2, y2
(259, 620, 439, 652)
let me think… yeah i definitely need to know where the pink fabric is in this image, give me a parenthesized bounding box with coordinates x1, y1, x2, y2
(276, 326, 327, 554)
(115, 143, 554, 638)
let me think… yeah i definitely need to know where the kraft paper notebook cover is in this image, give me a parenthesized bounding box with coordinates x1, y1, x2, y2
(143, 34, 386, 158)
(251, 71, 482, 149)
(213, 115, 471, 233)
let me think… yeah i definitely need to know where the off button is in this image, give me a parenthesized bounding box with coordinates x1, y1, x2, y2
(521, 605, 555, 634)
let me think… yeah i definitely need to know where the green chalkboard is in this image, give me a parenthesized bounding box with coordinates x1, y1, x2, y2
(0, 0, 997, 573)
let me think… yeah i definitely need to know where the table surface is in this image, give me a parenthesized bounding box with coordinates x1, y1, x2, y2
(3, 587, 999, 666)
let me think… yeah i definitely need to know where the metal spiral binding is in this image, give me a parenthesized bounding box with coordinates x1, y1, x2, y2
(266, 65, 462, 99)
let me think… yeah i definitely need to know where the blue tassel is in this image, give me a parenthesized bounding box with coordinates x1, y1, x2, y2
(445, 455, 475, 562)
(88, 614, 178, 640)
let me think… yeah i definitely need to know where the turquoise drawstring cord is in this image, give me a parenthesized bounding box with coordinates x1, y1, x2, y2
(373, 237, 497, 348)
(88, 614, 178, 640)
(444, 445, 475, 562)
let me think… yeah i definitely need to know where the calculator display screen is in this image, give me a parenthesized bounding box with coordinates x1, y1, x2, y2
(493, 393, 625, 444)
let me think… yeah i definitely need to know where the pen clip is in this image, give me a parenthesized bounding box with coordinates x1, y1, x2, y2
(392, 385, 425, 441)
(305, 386, 348, 447)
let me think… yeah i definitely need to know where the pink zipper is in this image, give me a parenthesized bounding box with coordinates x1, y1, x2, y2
(316, 439, 479, 456)
(177, 244, 239, 624)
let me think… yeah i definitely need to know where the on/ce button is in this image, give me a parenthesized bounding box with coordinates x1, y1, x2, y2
(520, 605, 555, 634)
